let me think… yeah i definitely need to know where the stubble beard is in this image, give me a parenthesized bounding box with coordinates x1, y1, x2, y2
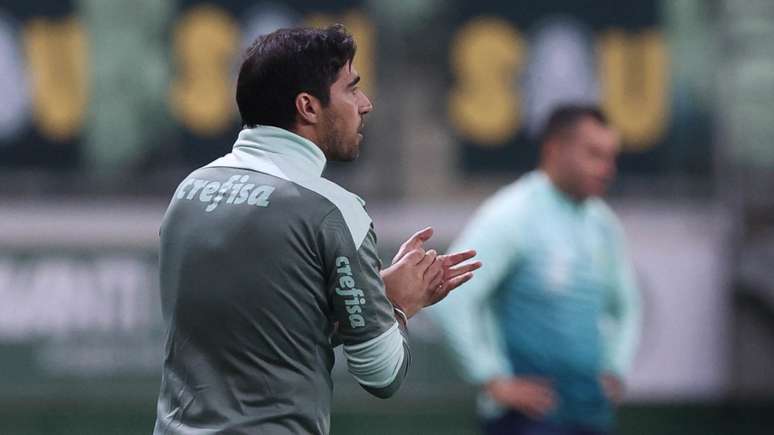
(321, 112, 360, 162)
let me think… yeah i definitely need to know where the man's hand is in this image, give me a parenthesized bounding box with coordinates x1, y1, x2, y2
(381, 248, 439, 318)
(391, 226, 481, 303)
(485, 377, 556, 420)
(384, 227, 481, 318)
(600, 373, 624, 404)
(429, 249, 481, 300)
(391, 226, 434, 264)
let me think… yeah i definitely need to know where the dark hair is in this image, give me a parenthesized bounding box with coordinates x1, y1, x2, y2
(236, 24, 356, 130)
(539, 104, 608, 146)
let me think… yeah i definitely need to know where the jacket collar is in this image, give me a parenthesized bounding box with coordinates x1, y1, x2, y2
(233, 126, 327, 177)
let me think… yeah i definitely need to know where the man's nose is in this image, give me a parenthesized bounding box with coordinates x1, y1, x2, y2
(360, 94, 373, 114)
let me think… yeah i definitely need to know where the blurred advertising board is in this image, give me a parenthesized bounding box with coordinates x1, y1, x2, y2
(445, 1, 713, 176)
(0, 0, 711, 178)
(0, 200, 732, 403)
(0, 250, 162, 400)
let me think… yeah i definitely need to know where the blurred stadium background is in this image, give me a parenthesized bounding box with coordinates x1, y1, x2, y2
(1, 0, 773, 434)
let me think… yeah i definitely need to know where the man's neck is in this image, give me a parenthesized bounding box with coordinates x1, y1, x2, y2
(540, 166, 586, 203)
(290, 124, 328, 158)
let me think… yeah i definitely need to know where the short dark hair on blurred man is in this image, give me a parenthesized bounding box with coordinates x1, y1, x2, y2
(539, 104, 608, 146)
(236, 24, 356, 130)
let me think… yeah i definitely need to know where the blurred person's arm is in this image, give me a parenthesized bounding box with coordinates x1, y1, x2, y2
(600, 214, 642, 401)
(427, 192, 520, 386)
(427, 191, 560, 418)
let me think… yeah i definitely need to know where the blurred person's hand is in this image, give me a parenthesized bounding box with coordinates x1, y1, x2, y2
(485, 377, 557, 420)
(600, 373, 624, 404)
(383, 227, 480, 318)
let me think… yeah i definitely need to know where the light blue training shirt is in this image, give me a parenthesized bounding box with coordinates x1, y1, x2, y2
(429, 170, 640, 430)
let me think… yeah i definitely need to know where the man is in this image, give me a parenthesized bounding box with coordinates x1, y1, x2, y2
(153, 25, 480, 434)
(430, 105, 640, 435)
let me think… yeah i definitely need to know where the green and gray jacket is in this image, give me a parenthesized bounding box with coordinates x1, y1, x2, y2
(154, 126, 409, 435)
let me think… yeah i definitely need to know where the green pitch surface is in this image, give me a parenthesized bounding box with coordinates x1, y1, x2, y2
(1, 399, 773, 435)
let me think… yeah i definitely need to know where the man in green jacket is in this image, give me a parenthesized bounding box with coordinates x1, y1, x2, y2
(153, 24, 480, 435)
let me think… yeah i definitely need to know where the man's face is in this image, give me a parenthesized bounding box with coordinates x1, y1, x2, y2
(318, 62, 373, 161)
(559, 117, 620, 199)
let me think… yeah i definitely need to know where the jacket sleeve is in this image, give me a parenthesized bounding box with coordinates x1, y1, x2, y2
(319, 207, 410, 398)
(600, 214, 641, 378)
(426, 194, 520, 385)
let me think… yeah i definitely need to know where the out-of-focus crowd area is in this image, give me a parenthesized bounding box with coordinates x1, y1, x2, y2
(0, 1, 773, 434)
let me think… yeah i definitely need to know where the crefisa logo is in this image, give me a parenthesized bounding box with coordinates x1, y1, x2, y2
(176, 174, 275, 212)
(335, 256, 366, 328)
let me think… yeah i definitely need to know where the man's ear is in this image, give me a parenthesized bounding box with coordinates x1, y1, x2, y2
(295, 92, 321, 125)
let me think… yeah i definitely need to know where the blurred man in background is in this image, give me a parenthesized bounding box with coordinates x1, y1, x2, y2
(430, 105, 640, 435)
(153, 25, 480, 435)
